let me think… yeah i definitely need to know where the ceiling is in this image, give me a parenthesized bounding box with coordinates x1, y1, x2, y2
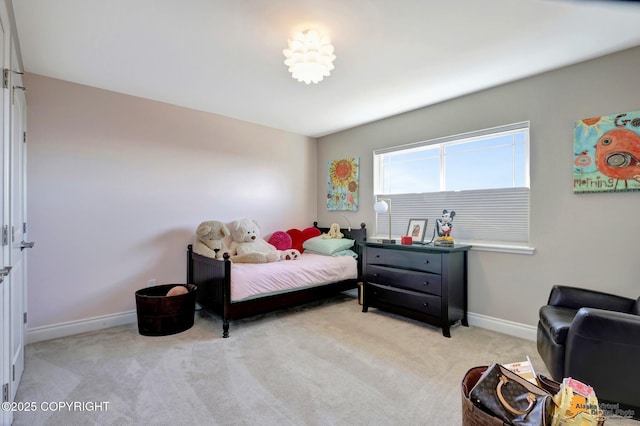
(11, 0, 640, 138)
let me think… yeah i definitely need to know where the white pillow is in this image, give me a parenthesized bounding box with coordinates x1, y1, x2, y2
(302, 236, 354, 255)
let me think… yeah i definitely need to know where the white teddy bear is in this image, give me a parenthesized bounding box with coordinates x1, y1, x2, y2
(193, 220, 230, 259)
(229, 218, 280, 263)
(280, 249, 301, 260)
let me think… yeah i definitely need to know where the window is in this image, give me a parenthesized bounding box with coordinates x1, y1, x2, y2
(373, 122, 530, 247)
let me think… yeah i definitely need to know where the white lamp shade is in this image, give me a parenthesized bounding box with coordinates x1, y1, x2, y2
(374, 200, 389, 214)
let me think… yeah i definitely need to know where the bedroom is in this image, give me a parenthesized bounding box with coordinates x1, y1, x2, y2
(3, 0, 640, 424)
(17, 1, 640, 343)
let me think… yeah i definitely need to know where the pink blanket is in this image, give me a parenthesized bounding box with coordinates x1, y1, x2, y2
(230, 253, 357, 301)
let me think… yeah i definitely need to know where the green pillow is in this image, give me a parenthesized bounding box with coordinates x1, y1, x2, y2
(302, 237, 354, 255)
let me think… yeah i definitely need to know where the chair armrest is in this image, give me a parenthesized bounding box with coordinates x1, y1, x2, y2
(565, 308, 640, 407)
(568, 307, 640, 344)
(547, 285, 634, 313)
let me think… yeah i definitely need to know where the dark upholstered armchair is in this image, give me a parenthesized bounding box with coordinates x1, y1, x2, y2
(537, 285, 640, 413)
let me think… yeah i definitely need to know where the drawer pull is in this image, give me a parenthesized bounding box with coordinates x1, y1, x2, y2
(424, 260, 429, 264)
(373, 273, 379, 277)
(423, 302, 429, 307)
(423, 281, 429, 286)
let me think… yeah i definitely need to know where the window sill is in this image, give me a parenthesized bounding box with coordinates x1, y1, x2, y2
(464, 241, 535, 255)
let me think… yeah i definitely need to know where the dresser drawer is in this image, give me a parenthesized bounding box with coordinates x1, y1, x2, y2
(365, 265, 442, 296)
(367, 283, 441, 317)
(367, 247, 441, 274)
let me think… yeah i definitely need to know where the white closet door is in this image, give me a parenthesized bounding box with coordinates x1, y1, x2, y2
(8, 63, 27, 403)
(0, 7, 10, 425)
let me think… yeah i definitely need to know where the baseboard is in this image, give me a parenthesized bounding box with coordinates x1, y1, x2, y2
(467, 311, 537, 341)
(26, 310, 137, 344)
(26, 309, 537, 344)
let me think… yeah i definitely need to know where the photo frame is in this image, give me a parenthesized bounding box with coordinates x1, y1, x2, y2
(406, 219, 428, 243)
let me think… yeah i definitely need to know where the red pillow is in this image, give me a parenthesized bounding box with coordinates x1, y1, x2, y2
(287, 227, 321, 253)
(267, 231, 292, 250)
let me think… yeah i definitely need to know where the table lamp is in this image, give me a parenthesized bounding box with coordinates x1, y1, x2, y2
(374, 198, 395, 244)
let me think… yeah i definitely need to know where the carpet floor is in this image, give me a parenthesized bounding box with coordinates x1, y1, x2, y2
(13, 292, 639, 425)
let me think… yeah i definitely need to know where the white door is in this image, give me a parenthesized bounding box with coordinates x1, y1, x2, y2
(0, 10, 10, 425)
(8, 67, 28, 403)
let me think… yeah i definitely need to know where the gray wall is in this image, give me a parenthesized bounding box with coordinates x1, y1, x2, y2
(317, 46, 640, 329)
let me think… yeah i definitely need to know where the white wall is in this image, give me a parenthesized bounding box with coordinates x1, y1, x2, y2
(317, 46, 640, 332)
(25, 74, 317, 337)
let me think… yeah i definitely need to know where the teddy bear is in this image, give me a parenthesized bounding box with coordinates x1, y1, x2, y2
(229, 218, 280, 263)
(280, 248, 301, 260)
(322, 223, 344, 239)
(193, 220, 230, 259)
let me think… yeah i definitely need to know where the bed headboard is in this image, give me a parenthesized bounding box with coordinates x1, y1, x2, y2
(314, 222, 366, 279)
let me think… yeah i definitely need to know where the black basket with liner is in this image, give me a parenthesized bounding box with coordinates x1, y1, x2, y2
(135, 284, 197, 336)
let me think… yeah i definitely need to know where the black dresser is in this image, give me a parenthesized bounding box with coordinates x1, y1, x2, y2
(361, 242, 471, 337)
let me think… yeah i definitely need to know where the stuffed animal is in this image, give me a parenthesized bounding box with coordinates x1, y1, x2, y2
(280, 249, 301, 260)
(193, 220, 230, 259)
(229, 218, 280, 263)
(322, 223, 344, 239)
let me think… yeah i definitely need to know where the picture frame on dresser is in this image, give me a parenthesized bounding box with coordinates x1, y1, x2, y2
(406, 218, 427, 243)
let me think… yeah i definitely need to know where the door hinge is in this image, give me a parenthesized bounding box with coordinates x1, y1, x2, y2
(2, 225, 8, 246)
(12, 365, 15, 381)
(2, 69, 8, 89)
(23, 222, 27, 234)
(23, 131, 26, 143)
(2, 383, 8, 402)
(24, 312, 27, 324)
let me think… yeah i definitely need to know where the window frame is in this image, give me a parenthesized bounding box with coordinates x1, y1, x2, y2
(373, 121, 533, 253)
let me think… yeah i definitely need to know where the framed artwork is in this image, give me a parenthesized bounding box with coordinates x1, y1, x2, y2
(573, 109, 640, 193)
(406, 219, 427, 243)
(327, 157, 359, 211)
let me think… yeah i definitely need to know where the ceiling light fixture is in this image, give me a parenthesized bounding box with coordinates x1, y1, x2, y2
(283, 29, 335, 84)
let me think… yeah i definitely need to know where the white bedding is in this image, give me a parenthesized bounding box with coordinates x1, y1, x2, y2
(230, 252, 357, 302)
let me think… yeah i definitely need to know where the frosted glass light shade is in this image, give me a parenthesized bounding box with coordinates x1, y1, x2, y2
(374, 198, 394, 243)
(374, 200, 389, 213)
(283, 29, 336, 84)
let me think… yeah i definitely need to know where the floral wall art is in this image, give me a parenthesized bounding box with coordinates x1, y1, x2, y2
(573, 109, 640, 193)
(327, 157, 359, 211)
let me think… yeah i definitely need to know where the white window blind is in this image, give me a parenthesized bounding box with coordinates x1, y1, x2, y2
(374, 188, 529, 244)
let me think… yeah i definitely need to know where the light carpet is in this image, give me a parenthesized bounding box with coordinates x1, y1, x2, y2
(13, 292, 638, 425)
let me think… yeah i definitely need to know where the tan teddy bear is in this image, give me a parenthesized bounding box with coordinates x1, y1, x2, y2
(193, 220, 230, 259)
(229, 218, 280, 263)
(322, 223, 344, 239)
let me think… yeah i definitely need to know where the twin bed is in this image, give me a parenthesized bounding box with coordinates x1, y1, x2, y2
(186, 222, 367, 337)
